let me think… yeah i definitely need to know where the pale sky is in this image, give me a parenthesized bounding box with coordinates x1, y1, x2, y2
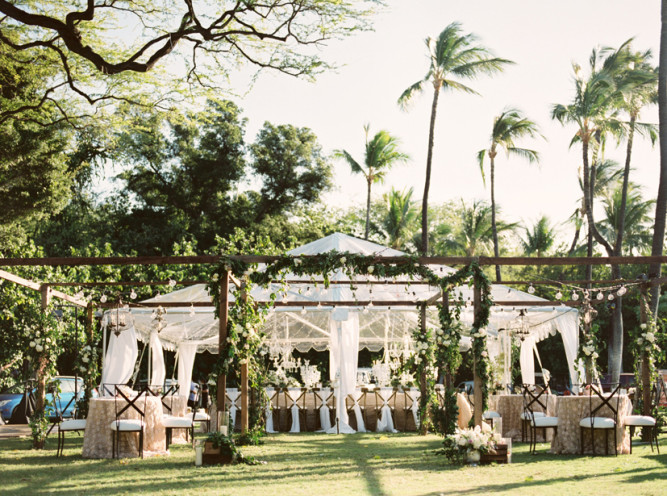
(235, 0, 661, 244)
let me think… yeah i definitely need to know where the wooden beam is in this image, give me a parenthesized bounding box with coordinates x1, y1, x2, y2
(1, 253, 667, 268)
(0, 269, 87, 307)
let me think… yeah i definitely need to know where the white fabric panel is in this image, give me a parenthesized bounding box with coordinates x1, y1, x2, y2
(177, 343, 198, 398)
(554, 312, 581, 391)
(329, 315, 359, 398)
(149, 330, 166, 387)
(375, 388, 398, 433)
(228, 389, 240, 430)
(100, 324, 138, 389)
(520, 336, 536, 385)
(349, 390, 366, 432)
(287, 389, 301, 433)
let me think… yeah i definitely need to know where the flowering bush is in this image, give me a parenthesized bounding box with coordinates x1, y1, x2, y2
(442, 426, 501, 464)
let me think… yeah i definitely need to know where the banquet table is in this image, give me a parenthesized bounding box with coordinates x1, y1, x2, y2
(549, 394, 632, 454)
(82, 396, 166, 458)
(489, 394, 557, 441)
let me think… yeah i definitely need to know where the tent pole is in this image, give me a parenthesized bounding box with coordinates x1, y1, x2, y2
(217, 271, 230, 430)
(473, 281, 483, 427)
(240, 282, 249, 433)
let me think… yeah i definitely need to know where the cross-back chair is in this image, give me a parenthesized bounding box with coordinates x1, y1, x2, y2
(522, 384, 559, 454)
(579, 383, 621, 456)
(624, 382, 660, 454)
(108, 384, 149, 459)
(52, 385, 86, 457)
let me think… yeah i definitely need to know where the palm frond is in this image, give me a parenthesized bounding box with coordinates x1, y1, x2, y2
(476, 149, 487, 185)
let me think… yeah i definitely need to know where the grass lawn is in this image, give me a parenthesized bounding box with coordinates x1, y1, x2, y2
(0, 432, 666, 496)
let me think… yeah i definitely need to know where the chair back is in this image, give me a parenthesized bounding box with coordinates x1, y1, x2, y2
(110, 384, 148, 424)
(522, 384, 549, 421)
(148, 383, 179, 414)
(587, 383, 621, 423)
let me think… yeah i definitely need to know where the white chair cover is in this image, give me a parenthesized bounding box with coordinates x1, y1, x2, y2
(227, 389, 240, 430)
(286, 388, 301, 433)
(375, 388, 397, 433)
(319, 388, 332, 431)
(265, 388, 277, 433)
(406, 388, 421, 429)
(348, 390, 366, 432)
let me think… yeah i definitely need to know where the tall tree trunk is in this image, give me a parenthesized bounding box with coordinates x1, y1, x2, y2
(490, 152, 501, 281)
(364, 178, 371, 240)
(422, 84, 441, 255)
(607, 114, 635, 384)
(649, 0, 667, 315)
(582, 140, 594, 286)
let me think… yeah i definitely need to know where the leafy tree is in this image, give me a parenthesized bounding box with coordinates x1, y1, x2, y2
(398, 22, 512, 254)
(521, 216, 556, 258)
(477, 107, 541, 280)
(382, 187, 419, 250)
(0, 1, 380, 122)
(335, 125, 409, 239)
(250, 123, 333, 221)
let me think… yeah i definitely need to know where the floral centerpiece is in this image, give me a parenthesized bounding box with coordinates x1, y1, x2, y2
(442, 426, 502, 465)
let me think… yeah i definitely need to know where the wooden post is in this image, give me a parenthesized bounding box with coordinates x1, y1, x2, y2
(85, 302, 94, 398)
(217, 272, 230, 428)
(418, 303, 428, 435)
(240, 282, 249, 434)
(35, 286, 52, 419)
(473, 280, 483, 427)
(442, 291, 453, 390)
(639, 287, 651, 420)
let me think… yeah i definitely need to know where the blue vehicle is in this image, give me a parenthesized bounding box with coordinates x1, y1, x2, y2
(0, 376, 88, 423)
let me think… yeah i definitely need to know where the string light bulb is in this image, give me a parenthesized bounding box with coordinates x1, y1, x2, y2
(300, 307, 307, 315)
(189, 304, 195, 317)
(130, 289, 137, 300)
(571, 291, 579, 301)
(100, 294, 107, 303)
(596, 292, 604, 301)
(168, 278, 176, 287)
(608, 293, 615, 301)
(528, 284, 535, 294)
(617, 286, 627, 296)
(555, 290, 563, 300)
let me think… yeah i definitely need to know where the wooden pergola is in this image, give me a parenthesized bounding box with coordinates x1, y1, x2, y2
(1, 253, 665, 430)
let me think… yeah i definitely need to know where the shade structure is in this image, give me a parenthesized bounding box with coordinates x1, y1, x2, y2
(101, 233, 581, 390)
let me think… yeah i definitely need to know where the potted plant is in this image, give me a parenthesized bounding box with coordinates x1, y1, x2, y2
(441, 426, 504, 465)
(203, 431, 235, 465)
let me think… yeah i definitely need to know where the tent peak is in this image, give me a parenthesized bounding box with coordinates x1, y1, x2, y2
(287, 232, 405, 257)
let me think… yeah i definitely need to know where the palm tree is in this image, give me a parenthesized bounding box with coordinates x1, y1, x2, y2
(335, 125, 409, 240)
(443, 200, 517, 257)
(598, 182, 654, 255)
(522, 216, 556, 258)
(398, 22, 512, 254)
(477, 108, 541, 280)
(382, 187, 419, 250)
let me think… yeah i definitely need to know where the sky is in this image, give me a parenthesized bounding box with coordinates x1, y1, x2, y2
(232, 0, 661, 244)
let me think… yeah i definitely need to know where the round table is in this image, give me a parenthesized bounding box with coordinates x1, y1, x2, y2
(82, 396, 166, 458)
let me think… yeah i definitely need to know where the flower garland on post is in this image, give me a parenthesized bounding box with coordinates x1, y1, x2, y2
(575, 295, 601, 383)
(633, 293, 662, 423)
(412, 307, 436, 434)
(469, 265, 493, 418)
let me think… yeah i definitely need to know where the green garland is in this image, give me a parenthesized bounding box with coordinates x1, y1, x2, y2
(207, 252, 493, 437)
(411, 309, 436, 434)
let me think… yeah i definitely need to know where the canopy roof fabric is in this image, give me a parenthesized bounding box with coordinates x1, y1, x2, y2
(108, 233, 580, 384)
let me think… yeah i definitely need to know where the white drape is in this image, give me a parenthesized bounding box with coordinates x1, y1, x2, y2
(265, 388, 277, 433)
(177, 343, 197, 398)
(519, 336, 537, 385)
(327, 311, 359, 434)
(555, 312, 581, 391)
(100, 324, 138, 390)
(149, 330, 166, 387)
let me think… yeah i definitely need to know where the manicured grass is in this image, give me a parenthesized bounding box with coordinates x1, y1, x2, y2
(0, 432, 666, 495)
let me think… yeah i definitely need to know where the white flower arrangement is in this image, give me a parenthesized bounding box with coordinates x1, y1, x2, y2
(442, 426, 501, 463)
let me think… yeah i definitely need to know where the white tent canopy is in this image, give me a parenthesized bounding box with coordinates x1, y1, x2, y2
(101, 233, 580, 394)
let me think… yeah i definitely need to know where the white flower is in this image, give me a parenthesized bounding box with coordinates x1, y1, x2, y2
(591, 352, 599, 359)
(367, 265, 375, 274)
(340, 256, 347, 264)
(35, 344, 43, 353)
(481, 351, 488, 358)
(637, 337, 644, 345)
(645, 333, 655, 343)
(29, 341, 35, 348)
(478, 328, 487, 337)
(82, 356, 89, 363)
(294, 258, 302, 266)
(457, 437, 467, 446)
(640, 323, 647, 330)
(211, 273, 219, 282)
(45, 337, 51, 344)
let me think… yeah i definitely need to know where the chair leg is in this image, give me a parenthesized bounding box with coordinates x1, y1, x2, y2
(139, 430, 144, 459)
(629, 426, 634, 454)
(655, 426, 660, 454)
(613, 427, 617, 456)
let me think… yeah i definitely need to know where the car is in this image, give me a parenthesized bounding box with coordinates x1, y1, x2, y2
(457, 381, 474, 395)
(0, 376, 89, 423)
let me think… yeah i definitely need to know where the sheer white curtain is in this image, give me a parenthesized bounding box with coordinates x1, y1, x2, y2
(555, 311, 581, 391)
(149, 330, 166, 387)
(100, 324, 138, 390)
(177, 343, 198, 398)
(519, 336, 537, 385)
(327, 310, 359, 434)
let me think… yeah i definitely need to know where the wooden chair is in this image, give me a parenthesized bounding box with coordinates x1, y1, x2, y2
(579, 383, 620, 456)
(51, 385, 86, 457)
(624, 383, 660, 454)
(108, 385, 149, 459)
(314, 388, 333, 431)
(523, 384, 559, 454)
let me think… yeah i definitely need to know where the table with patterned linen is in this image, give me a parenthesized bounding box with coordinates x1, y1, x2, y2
(82, 396, 166, 458)
(489, 394, 557, 441)
(550, 394, 632, 454)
